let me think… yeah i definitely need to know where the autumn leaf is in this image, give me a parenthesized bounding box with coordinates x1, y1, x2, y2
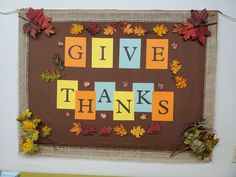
(70, 23, 84, 36)
(99, 125, 113, 136)
(190, 8, 208, 27)
(113, 124, 127, 136)
(23, 7, 55, 38)
(175, 76, 187, 89)
(147, 123, 161, 135)
(40, 70, 61, 83)
(81, 125, 96, 136)
(130, 125, 145, 138)
(32, 117, 41, 127)
(121, 23, 133, 35)
(100, 113, 108, 119)
(196, 26, 211, 45)
(23, 23, 41, 39)
(170, 59, 182, 75)
(133, 25, 147, 37)
(152, 24, 169, 37)
(22, 120, 36, 132)
(21, 138, 38, 155)
(42, 125, 52, 138)
(17, 109, 32, 121)
(25, 130, 39, 142)
(140, 113, 147, 120)
(86, 24, 101, 35)
(70, 122, 82, 136)
(103, 24, 116, 36)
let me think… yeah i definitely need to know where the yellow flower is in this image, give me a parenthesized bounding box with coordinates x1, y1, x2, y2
(70, 23, 84, 36)
(170, 59, 182, 75)
(22, 120, 36, 131)
(42, 125, 52, 137)
(153, 24, 169, 37)
(21, 138, 38, 154)
(175, 76, 187, 89)
(114, 124, 127, 136)
(130, 125, 145, 138)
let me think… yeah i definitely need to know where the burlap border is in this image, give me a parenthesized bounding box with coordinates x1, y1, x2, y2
(18, 9, 218, 162)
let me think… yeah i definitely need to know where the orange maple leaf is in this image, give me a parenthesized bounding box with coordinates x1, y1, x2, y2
(104, 24, 116, 35)
(70, 122, 82, 136)
(133, 25, 147, 36)
(121, 23, 133, 35)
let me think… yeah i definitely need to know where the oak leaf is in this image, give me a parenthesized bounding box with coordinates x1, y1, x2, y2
(113, 124, 127, 136)
(86, 24, 101, 35)
(103, 24, 116, 36)
(152, 24, 169, 37)
(147, 123, 161, 135)
(121, 23, 133, 35)
(70, 23, 84, 36)
(99, 125, 113, 136)
(81, 125, 96, 136)
(130, 125, 145, 138)
(70, 122, 82, 136)
(133, 25, 147, 37)
(170, 59, 182, 75)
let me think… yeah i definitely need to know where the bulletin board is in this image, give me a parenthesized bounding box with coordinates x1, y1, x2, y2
(18, 9, 218, 162)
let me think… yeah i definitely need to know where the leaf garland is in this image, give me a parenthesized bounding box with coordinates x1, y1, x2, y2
(171, 119, 219, 160)
(40, 70, 61, 83)
(22, 7, 55, 39)
(173, 9, 213, 45)
(17, 109, 52, 155)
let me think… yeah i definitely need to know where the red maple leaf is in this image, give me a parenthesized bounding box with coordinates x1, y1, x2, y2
(190, 8, 208, 27)
(23, 23, 41, 39)
(147, 123, 161, 135)
(26, 8, 44, 24)
(196, 26, 211, 45)
(99, 126, 113, 137)
(81, 125, 97, 136)
(86, 24, 101, 35)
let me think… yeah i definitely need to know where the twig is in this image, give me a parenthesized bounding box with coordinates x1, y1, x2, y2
(18, 15, 29, 22)
(170, 146, 191, 158)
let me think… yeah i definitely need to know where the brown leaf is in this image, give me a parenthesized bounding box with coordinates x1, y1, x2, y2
(147, 123, 161, 135)
(86, 24, 101, 35)
(81, 125, 97, 136)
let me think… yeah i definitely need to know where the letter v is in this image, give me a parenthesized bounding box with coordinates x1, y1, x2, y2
(124, 46, 137, 61)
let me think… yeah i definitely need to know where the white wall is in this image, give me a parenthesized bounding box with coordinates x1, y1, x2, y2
(0, 0, 236, 177)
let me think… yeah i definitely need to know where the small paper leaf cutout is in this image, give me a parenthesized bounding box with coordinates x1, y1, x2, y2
(99, 125, 113, 136)
(83, 81, 91, 88)
(170, 59, 182, 75)
(140, 113, 147, 120)
(130, 125, 145, 138)
(70, 122, 82, 136)
(114, 124, 127, 136)
(86, 24, 101, 35)
(147, 123, 161, 135)
(121, 23, 133, 35)
(81, 125, 97, 136)
(175, 76, 187, 89)
(65, 111, 71, 117)
(133, 25, 147, 37)
(103, 24, 116, 36)
(100, 113, 108, 119)
(70, 23, 84, 36)
(152, 24, 169, 37)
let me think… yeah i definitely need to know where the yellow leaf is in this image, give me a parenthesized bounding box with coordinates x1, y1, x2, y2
(70, 23, 84, 36)
(133, 25, 147, 37)
(130, 125, 145, 138)
(17, 109, 32, 121)
(21, 138, 38, 154)
(121, 23, 133, 35)
(114, 124, 127, 136)
(104, 24, 116, 36)
(153, 24, 169, 37)
(170, 59, 182, 75)
(42, 125, 52, 138)
(175, 76, 187, 89)
(22, 120, 36, 132)
(70, 122, 82, 136)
